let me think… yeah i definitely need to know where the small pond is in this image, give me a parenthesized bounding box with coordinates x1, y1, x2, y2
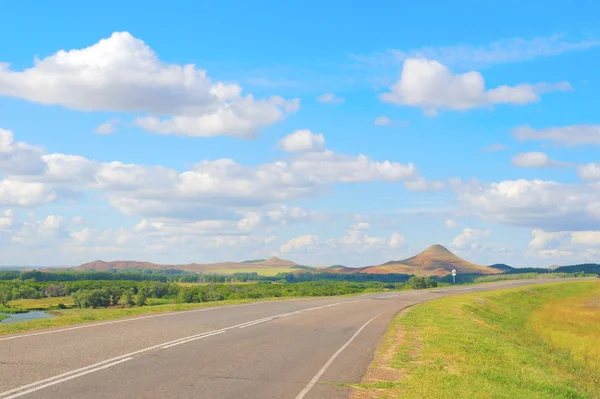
(0, 311, 53, 324)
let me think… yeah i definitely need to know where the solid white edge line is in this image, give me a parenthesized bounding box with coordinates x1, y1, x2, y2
(1, 357, 133, 399)
(294, 314, 381, 399)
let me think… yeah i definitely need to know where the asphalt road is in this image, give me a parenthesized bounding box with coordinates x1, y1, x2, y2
(0, 278, 589, 399)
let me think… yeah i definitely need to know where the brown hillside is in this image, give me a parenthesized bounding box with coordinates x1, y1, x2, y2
(72, 257, 298, 273)
(362, 244, 502, 277)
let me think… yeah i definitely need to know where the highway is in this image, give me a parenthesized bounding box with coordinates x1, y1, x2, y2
(0, 279, 584, 399)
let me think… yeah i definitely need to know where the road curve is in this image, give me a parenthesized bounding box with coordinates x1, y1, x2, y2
(0, 279, 587, 399)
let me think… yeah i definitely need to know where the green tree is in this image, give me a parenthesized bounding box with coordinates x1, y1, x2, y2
(124, 289, 136, 307)
(0, 285, 12, 306)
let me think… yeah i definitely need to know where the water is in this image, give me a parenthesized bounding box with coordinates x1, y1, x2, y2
(0, 311, 52, 324)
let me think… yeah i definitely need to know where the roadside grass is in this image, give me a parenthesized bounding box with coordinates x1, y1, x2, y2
(475, 273, 592, 283)
(0, 287, 388, 336)
(353, 281, 600, 399)
(8, 296, 75, 310)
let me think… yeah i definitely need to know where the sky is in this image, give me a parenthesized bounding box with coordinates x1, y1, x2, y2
(1, 0, 599, 267)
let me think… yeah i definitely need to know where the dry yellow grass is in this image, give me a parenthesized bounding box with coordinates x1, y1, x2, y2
(530, 286, 600, 373)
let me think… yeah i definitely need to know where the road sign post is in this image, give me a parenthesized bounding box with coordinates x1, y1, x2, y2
(452, 269, 457, 284)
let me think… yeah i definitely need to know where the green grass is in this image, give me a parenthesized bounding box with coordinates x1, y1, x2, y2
(0, 287, 388, 336)
(8, 296, 75, 310)
(0, 314, 7, 322)
(354, 281, 600, 399)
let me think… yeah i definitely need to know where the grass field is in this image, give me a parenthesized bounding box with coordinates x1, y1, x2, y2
(353, 281, 600, 399)
(8, 297, 75, 310)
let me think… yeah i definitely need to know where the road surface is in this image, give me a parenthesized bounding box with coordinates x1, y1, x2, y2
(0, 279, 588, 399)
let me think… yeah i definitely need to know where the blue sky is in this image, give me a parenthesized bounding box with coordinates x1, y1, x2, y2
(1, 0, 599, 267)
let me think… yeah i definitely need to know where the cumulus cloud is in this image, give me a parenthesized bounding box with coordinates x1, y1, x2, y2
(578, 163, 600, 180)
(513, 125, 600, 146)
(374, 116, 391, 126)
(528, 228, 569, 249)
(94, 119, 120, 135)
(0, 129, 46, 175)
(0, 32, 298, 138)
(11, 215, 67, 246)
(0, 180, 57, 206)
(1, 130, 421, 224)
(0, 209, 15, 231)
(456, 179, 600, 231)
(277, 130, 326, 153)
(445, 219, 458, 228)
(379, 59, 571, 115)
(451, 227, 492, 250)
(316, 93, 344, 104)
(511, 152, 571, 168)
(280, 235, 322, 253)
(571, 231, 600, 246)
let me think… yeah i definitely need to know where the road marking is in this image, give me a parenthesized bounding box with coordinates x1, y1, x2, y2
(0, 302, 261, 342)
(294, 314, 381, 399)
(0, 357, 133, 399)
(0, 300, 366, 398)
(161, 330, 226, 349)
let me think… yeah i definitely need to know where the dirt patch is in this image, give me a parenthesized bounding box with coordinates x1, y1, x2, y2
(351, 309, 420, 399)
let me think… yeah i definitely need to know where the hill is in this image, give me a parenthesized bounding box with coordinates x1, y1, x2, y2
(489, 263, 514, 272)
(361, 245, 502, 277)
(73, 256, 299, 274)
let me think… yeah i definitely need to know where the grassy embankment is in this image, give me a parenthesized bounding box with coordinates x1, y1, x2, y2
(354, 281, 600, 399)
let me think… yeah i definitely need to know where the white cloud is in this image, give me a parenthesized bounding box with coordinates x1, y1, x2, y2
(0, 209, 15, 231)
(11, 215, 67, 245)
(445, 219, 458, 228)
(483, 143, 508, 152)
(0, 32, 298, 138)
(70, 228, 94, 244)
(316, 93, 344, 104)
(0, 129, 46, 175)
(0, 130, 421, 230)
(528, 228, 569, 249)
(72, 216, 87, 225)
(277, 130, 326, 153)
(511, 152, 571, 168)
(451, 227, 492, 250)
(456, 179, 600, 231)
(94, 118, 120, 135)
(380, 59, 571, 115)
(351, 222, 371, 230)
(389, 232, 405, 248)
(0, 180, 57, 206)
(578, 163, 600, 181)
(570, 231, 600, 246)
(404, 177, 445, 192)
(513, 125, 600, 146)
(374, 116, 391, 126)
(280, 235, 321, 253)
(356, 34, 600, 69)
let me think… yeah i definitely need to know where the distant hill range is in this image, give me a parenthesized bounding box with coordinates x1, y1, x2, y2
(73, 257, 299, 274)
(68, 245, 599, 278)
